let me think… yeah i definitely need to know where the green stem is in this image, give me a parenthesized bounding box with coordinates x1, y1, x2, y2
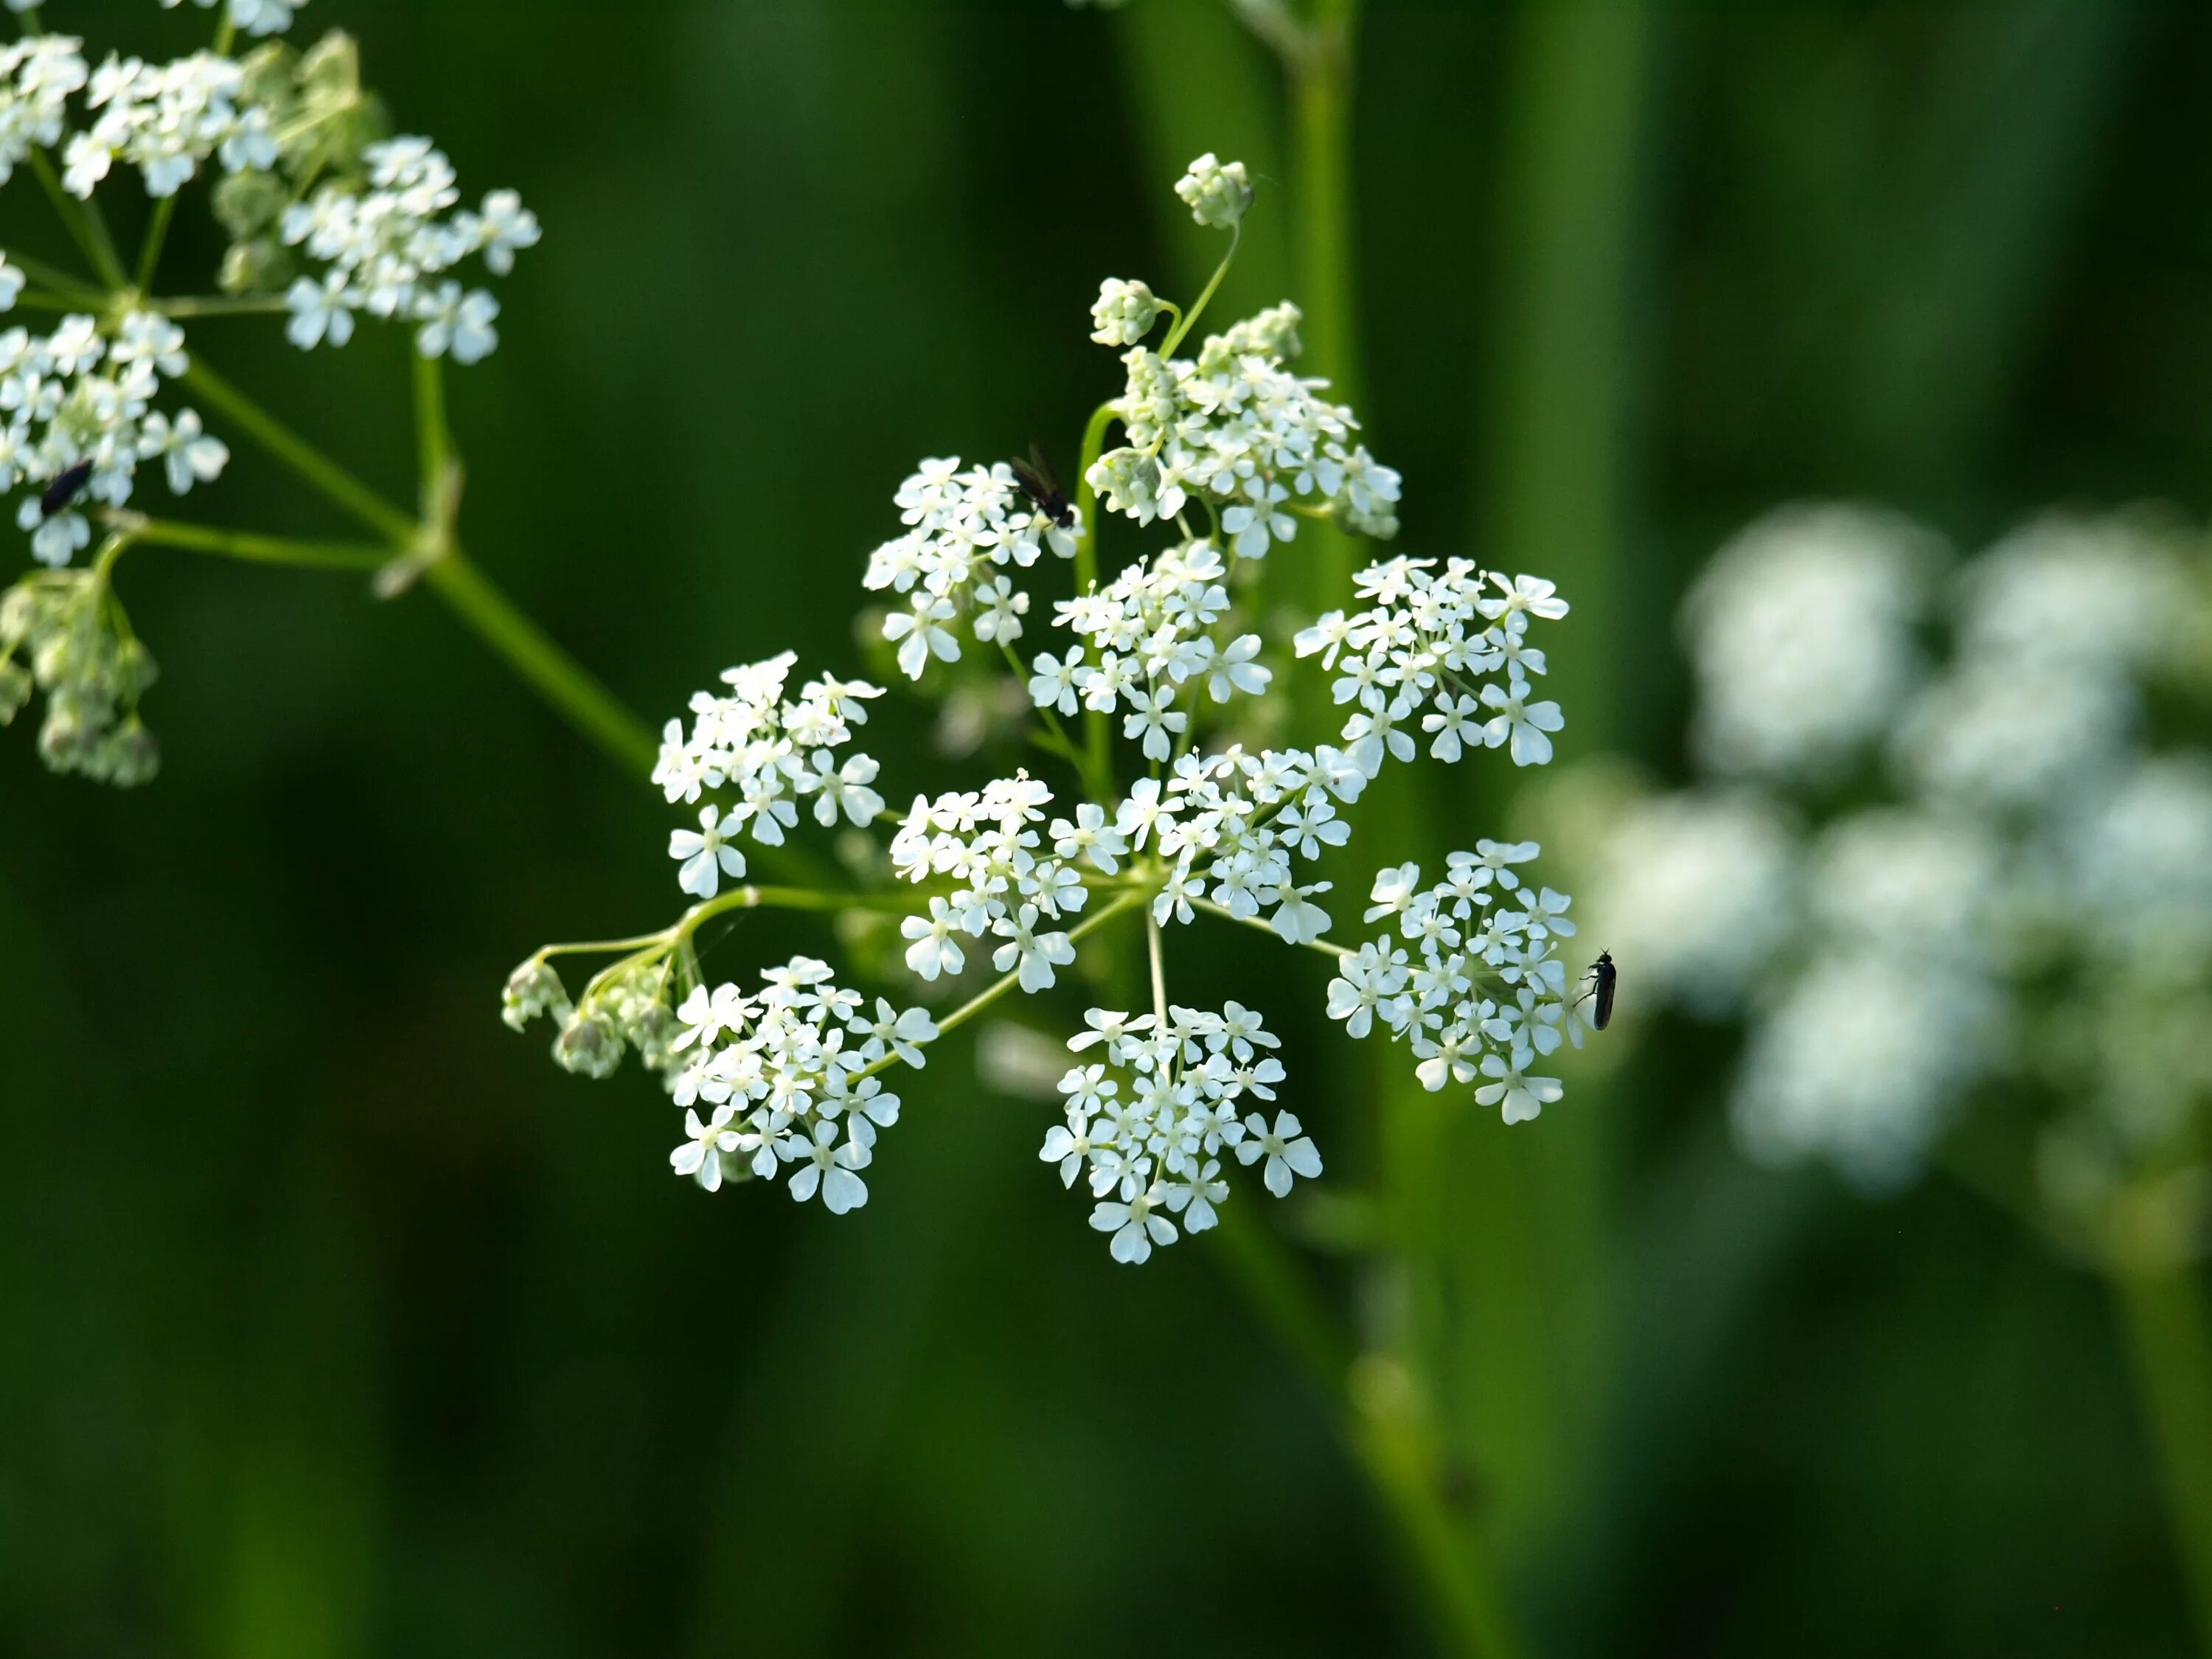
(1158, 220, 1242, 358)
(1, 246, 104, 304)
(1207, 1209, 1526, 1659)
(99, 512, 388, 573)
(855, 888, 1147, 1082)
(1191, 894, 1351, 959)
(421, 554, 657, 776)
(2112, 1260, 2212, 1652)
(150, 294, 292, 319)
(178, 359, 415, 541)
(28, 150, 127, 291)
(135, 195, 180, 296)
(413, 349, 451, 504)
(184, 352, 659, 777)
(1071, 398, 1121, 790)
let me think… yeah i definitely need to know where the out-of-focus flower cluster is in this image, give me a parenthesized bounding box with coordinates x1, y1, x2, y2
(512, 154, 1591, 1259)
(0, 307, 221, 567)
(0, 563, 159, 783)
(1565, 504, 2212, 1248)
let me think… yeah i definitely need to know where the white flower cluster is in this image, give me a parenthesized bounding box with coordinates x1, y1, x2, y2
(0, 35, 88, 186)
(159, 0, 305, 38)
(1579, 789, 1797, 1017)
(1086, 302, 1401, 554)
(282, 137, 538, 363)
(0, 308, 225, 566)
(864, 456, 1082, 679)
(1327, 850, 1585, 1113)
(1581, 505, 2212, 1206)
(653, 651, 886, 897)
(663, 959, 938, 1214)
(1682, 504, 1935, 782)
(0, 565, 160, 783)
(63, 51, 276, 199)
(1117, 743, 1359, 942)
(889, 773, 1088, 990)
(1043, 1004, 1313, 1263)
(1036, 537, 1269, 758)
(1296, 557, 1568, 776)
(514, 153, 1593, 1256)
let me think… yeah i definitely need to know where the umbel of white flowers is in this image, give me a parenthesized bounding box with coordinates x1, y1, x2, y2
(0, 0, 538, 782)
(1567, 504, 2212, 1237)
(507, 153, 1601, 1262)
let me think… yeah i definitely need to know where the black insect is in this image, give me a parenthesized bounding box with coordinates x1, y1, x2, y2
(39, 459, 93, 519)
(1579, 950, 1617, 1031)
(1009, 443, 1074, 529)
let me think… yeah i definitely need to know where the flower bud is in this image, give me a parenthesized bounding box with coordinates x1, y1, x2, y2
(1089, 278, 1160, 347)
(1175, 153, 1251, 229)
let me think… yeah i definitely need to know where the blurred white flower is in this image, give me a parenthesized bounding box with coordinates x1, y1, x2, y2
(1681, 504, 1936, 782)
(1583, 791, 1798, 1014)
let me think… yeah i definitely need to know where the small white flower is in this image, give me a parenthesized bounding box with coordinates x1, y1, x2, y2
(786, 1121, 870, 1214)
(669, 804, 747, 898)
(670, 1104, 740, 1192)
(1091, 1183, 1178, 1263)
(1236, 1110, 1323, 1197)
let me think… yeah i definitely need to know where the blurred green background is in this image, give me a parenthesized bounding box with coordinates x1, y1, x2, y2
(4, 1, 2211, 1654)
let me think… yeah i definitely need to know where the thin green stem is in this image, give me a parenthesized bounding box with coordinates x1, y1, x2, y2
(854, 888, 1147, 1083)
(1, 246, 104, 304)
(421, 554, 657, 776)
(1071, 397, 1121, 791)
(1159, 220, 1242, 358)
(28, 150, 126, 290)
(135, 196, 179, 296)
(98, 512, 388, 574)
(414, 349, 452, 504)
(2112, 1260, 2212, 1653)
(1191, 894, 1352, 959)
(149, 294, 291, 319)
(1145, 909, 1169, 1025)
(179, 358, 415, 541)
(181, 352, 658, 776)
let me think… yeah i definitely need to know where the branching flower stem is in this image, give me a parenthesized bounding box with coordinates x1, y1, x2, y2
(172, 354, 660, 775)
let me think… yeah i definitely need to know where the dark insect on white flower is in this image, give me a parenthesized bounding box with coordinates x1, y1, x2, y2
(39, 460, 93, 520)
(1578, 950, 1618, 1030)
(1009, 443, 1074, 529)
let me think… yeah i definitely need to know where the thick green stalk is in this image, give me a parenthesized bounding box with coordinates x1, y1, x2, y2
(1417, 0, 1658, 1581)
(180, 361, 416, 543)
(1283, 0, 1363, 619)
(2112, 1262, 2212, 1652)
(1209, 1208, 1526, 1659)
(420, 554, 657, 776)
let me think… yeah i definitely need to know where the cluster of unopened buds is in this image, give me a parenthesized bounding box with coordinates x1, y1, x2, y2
(0, 0, 537, 785)
(510, 152, 1602, 1260)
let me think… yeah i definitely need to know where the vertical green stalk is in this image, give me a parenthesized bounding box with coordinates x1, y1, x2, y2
(2112, 1261, 2212, 1653)
(1071, 399, 1120, 790)
(1419, 0, 1657, 1587)
(1283, 0, 1363, 619)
